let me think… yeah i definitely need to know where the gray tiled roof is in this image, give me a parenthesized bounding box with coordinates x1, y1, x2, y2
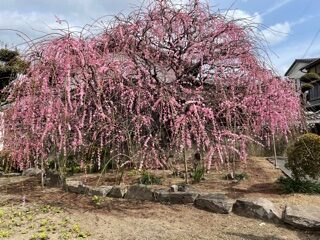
(285, 58, 319, 76)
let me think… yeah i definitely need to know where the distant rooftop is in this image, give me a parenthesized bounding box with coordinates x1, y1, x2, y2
(285, 58, 319, 76)
(300, 58, 320, 71)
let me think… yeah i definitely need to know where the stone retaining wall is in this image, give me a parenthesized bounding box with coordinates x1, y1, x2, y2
(65, 180, 320, 231)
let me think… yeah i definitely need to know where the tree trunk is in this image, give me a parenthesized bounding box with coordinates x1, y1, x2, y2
(272, 134, 278, 168)
(183, 149, 188, 184)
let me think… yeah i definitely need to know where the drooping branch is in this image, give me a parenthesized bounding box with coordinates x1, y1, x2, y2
(2, 0, 302, 172)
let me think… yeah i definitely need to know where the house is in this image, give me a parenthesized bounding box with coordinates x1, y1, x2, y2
(285, 58, 320, 108)
(284, 58, 317, 91)
(285, 57, 320, 133)
(300, 58, 320, 109)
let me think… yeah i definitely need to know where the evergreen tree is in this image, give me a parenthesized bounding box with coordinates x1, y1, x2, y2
(0, 48, 29, 102)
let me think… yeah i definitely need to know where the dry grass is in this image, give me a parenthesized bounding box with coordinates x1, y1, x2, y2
(0, 157, 319, 239)
(0, 188, 319, 240)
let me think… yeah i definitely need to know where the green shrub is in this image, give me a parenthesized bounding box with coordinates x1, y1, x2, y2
(300, 72, 320, 83)
(30, 231, 48, 240)
(278, 176, 320, 194)
(0, 230, 10, 238)
(286, 133, 320, 180)
(301, 83, 314, 92)
(91, 195, 102, 207)
(0, 150, 10, 172)
(139, 171, 162, 185)
(0, 49, 18, 62)
(224, 172, 249, 181)
(191, 166, 205, 183)
(234, 172, 249, 181)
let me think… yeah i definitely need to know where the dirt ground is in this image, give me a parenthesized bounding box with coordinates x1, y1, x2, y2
(0, 157, 319, 239)
(70, 157, 320, 203)
(0, 186, 319, 240)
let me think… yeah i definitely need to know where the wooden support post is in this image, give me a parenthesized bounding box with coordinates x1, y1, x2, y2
(183, 149, 188, 184)
(272, 134, 278, 168)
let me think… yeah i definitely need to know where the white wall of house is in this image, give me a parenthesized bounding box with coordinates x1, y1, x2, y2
(286, 62, 308, 79)
(285, 62, 311, 91)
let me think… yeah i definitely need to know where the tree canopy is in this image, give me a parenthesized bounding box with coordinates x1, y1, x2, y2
(0, 48, 29, 102)
(1, 0, 301, 172)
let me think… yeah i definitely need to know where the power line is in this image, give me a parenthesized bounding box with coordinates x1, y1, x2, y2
(302, 28, 320, 58)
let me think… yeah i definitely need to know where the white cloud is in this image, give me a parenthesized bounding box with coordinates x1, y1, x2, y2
(0, 0, 140, 48)
(261, 22, 291, 45)
(224, 9, 262, 25)
(270, 40, 320, 75)
(224, 9, 292, 46)
(0, 10, 81, 48)
(0, 0, 314, 77)
(172, 0, 189, 5)
(261, 0, 293, 16)
(171, 0, 205, 9)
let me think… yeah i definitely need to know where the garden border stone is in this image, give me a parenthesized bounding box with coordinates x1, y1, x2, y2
(232, 198, 282, 223)
(63, 178, 320, 231)
(65, 180, 83, 193)
(88, 185, 113, 197)
(125, 184, 154, 201)
(154, 189, 199, 204)
(108, 185, 128, 198)
(283, 205, 320, 230)
(194, 193, 235, 214)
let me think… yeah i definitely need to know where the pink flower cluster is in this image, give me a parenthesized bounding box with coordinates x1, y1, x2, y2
(2, 0, 301, 170)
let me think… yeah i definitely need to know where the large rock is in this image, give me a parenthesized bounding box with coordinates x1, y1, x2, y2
(154, 190, 199, 204)
(283, 205, 320, 230)
(65, 180, 81, 192)
(22, 168, 43, 177)
(108, 185, 127, 198)
(195, 193, 235, 214)
(65, 180, 89, 194)
(177, 184, 198, 192)
(232, 198, 281, 223)
(170, 185, 179, 192)
(88, 185, 113, 197)
(125, 184, 154, 201)
(44, 170, 65, 188)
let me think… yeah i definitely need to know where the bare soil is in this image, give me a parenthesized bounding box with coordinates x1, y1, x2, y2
(0, 157, 319, 239)
(70, 157, 318, 199)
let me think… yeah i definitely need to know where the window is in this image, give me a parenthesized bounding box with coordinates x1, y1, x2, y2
(310, 82, 320, 101)
(316, 64, 320, 74)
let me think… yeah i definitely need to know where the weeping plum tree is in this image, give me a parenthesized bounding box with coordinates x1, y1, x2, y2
(2, 0, 301, 177)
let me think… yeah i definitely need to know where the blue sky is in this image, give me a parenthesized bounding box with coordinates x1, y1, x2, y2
(0, 0, 319, 75)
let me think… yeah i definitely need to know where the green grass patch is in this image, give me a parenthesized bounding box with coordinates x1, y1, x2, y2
(139, 171, 162, 185)
(191, 167, 205, 183)
(278, 176, 320, 194)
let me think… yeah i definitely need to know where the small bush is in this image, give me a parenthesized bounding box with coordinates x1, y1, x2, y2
(0, 230, 10, 238)
(139, 171, 162, 185)
(224, 172, 249, 181)
(286, 133, 320, 180)
(234, 172, 249, 181)
(0, 150, 14, 173)
(300, 72, 320, 83)
(278, 176, 320, 194)
(30, 231, 48, 240)
(301, 83, 314, 92)
(91, 195, 102, 207)
(191, 166, 205, 183)
(0, 49, 18, 62)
